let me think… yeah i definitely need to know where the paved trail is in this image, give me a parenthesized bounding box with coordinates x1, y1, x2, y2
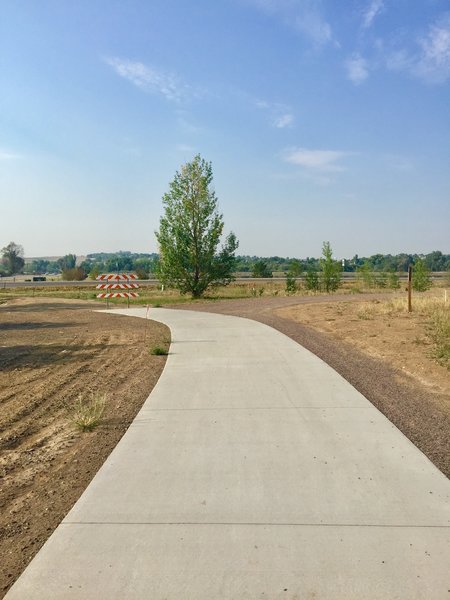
(6, 308, 450, 599)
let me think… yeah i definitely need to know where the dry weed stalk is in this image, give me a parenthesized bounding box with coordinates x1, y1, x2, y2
(69, 392, 107, 432)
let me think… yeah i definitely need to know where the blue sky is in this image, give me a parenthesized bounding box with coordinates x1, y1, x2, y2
(1, 0, 449, 258)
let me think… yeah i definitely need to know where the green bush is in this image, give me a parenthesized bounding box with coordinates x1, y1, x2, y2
(285, 275, 297, 295)
(412, 259, 432, 292)
(305, 269, 319, 291)
(150, 345, 168, 355)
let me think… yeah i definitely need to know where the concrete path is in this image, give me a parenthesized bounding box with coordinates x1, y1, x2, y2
(6, 308, 450, 599)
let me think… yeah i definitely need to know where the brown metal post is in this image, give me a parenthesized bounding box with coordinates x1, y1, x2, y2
(408, 265, 412, 313)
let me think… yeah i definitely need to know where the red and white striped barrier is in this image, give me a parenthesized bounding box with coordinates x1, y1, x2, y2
(96, 273, 140, 304)
(96, 273, 138, 281)
(96, 283, 140, 290)
(96, 292, 139, 299)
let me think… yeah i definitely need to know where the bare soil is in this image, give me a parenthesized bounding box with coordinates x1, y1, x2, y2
(0, 298, 169, 598)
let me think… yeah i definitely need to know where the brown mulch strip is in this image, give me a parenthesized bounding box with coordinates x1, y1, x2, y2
(172, 295, 450, 479)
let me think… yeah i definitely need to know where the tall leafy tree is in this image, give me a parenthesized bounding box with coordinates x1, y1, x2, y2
(320, 241, 341, 293)
(156, 155, 238, 298)
(1, 241, 25, 275)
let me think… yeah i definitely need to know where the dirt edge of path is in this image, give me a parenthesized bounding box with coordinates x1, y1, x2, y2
(0, 300, 170, 598)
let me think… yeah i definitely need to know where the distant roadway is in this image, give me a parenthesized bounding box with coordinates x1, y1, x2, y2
(0, 272, 432, 289)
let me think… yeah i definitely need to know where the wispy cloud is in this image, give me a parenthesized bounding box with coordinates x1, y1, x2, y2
(362, 0, 384, 29)
(253, 96, 295, 129)
(416, 14, 450, 83)
(0, 150, 21, 160)
(294, 6, 333, 47)
(283, 147, 351, 172)
(273, 113, 294, 128)
(244, 0, 335, 48)
(345, 53, 369, 85)
(385, 13, 450, 84)
(104, 57, 195, 102)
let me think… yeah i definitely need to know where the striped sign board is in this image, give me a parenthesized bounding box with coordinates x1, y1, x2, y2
(96, 283, 140, 290)
(96, 273, 140, 305)
(97, 292, 139, 299)
(96, 273, 138, 281)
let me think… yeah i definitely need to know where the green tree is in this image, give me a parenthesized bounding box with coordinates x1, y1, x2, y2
(412, 259, 432, 292)
(357, 262, 374, 288)
(285, 274, 297, 295)
(105, 255, 133, 272)
(320, 241, 341, 293)
(1, 241, 25, 275)
(89, 265, 100, 280)
(156, 155, 238, 298)
(388, 269, 400, 289)
(304, 268, 319, 291)
(58, 254, 77, 271)
(252, 260, 273, 278)
(288, 259, 302, 277)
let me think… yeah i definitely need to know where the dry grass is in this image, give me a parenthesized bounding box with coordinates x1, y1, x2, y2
(357, 294, 450, 369)
(0, 278, 397, 307)
(68, 393, 107, 432)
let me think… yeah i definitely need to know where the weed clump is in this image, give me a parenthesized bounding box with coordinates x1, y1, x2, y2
(150, 345, 168, 356)
(427, 305, 450, 368)
(69, 393, 106, 432)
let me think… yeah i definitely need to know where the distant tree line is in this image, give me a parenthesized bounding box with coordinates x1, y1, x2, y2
(2, 244, 449, 284)
(235, 250, 450, 275)
(80, 252, 160, 280)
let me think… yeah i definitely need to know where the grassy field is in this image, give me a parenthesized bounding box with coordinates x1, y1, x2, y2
(0, 277, 413, 306)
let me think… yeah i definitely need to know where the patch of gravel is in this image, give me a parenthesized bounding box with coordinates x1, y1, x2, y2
(172, 295, 450, 479)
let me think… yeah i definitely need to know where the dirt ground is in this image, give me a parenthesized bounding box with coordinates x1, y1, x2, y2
(1, 292, 449, 597)
(0, 298, 169, 598)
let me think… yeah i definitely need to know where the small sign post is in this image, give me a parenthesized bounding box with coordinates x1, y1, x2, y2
(407, 265, 413, 313)
(96, 273, 140, 308)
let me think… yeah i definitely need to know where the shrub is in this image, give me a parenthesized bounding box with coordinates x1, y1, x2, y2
(285, 275, 297, 295)
(305, 269, 319, 291)
(388, 270, 400, 289)
(135, 268, 149, 279)
(252, 260, 273, 278)
(412, 259, 432, 292)
(427, 304, 450, 368)
(150, 345, 168, 355)
(62, 267, 86, 281)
